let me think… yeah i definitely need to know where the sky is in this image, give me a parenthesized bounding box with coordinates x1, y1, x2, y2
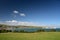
(0, 0, 60, 27)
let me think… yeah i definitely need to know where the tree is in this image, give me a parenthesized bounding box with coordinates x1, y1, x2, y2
(50, 29, 56, 32)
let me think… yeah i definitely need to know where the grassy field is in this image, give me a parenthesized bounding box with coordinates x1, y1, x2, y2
(0, 32, 60, 40)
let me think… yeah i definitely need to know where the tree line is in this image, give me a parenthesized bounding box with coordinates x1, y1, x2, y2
(0, 24, 60, 33)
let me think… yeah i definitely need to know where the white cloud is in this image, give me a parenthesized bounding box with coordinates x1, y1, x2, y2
(0, 20, 59, 28)
(6, 20, 17, 23)
(13, 10, 26, 17)
(20, 13, 25, 16)
(0, 20, 37, 26)
(13, 10, 19, 14)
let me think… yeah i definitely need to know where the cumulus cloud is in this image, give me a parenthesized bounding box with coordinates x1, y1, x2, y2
(0, 20, 37, 26)
(6, 20, 17, 23)
(0, 20, 58, 28)
(20, 13, 25, 16)
(13, 10, 19, 14)
(13, 10, 26, 17)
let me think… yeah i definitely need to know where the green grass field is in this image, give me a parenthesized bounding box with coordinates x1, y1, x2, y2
(0, 32, 60, 40)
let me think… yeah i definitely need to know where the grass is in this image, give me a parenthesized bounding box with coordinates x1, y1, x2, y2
(0, 32, 60, 40)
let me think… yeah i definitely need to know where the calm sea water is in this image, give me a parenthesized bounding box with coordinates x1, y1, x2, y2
(14, 28, 60, 32)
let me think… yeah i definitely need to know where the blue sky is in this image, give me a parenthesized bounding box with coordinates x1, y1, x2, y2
(0, 0, 60, 27)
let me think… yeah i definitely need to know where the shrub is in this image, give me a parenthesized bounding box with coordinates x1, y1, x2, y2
(50, 29, 56, 32)
(20, 30, 25, 32)
(37, 29, 45, 32)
